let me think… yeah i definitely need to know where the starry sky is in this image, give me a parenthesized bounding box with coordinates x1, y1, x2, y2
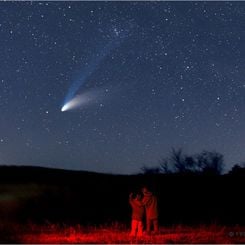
(0, 1, 245, 174)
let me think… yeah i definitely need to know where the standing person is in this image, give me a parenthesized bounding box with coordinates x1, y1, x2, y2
(142, 186, 159, 234)
(129, 192, 144, 237)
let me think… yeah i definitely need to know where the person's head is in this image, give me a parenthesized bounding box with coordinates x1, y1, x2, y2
(136, 192, 143, 201)
(142, 186, 152, 195)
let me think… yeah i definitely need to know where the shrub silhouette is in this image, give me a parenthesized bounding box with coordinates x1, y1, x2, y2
(141, 165, 161, 174)
(228, 163, 245, 175)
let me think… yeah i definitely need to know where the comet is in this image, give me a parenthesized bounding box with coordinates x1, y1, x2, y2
(61, 89, 103, 112)
(61, 26, 130, 112)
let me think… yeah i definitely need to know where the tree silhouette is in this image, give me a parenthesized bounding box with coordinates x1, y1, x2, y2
(159, 148, 224, 175)
(169, 148, 186, 173)
(196, 151, 224, 175)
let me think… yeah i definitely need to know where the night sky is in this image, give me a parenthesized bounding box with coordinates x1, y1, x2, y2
(0, 2, 245, 174)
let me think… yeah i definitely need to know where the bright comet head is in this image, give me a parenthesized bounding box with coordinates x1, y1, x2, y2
(61, 100, 74, 112)
(61, 96, 83, 112)
(61, 104, 69, 112)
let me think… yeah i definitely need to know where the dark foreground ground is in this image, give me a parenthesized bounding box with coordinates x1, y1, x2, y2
(0, 165, 244, 243)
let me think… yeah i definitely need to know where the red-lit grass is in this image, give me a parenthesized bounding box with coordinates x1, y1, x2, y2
(9, 223, 244, 244)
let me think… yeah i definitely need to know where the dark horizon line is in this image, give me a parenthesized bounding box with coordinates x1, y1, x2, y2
(0, 163, 243, 176)
(0, 164, 130, 176)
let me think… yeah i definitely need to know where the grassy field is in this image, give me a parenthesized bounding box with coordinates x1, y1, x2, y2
(1, 223, 245, 244)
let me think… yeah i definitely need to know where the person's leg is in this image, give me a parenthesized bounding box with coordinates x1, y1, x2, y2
(137, 221, 143, 237)
(153, 219, 159, 234)
(130, 219, 137, 236)
(146, 218, 152, 234)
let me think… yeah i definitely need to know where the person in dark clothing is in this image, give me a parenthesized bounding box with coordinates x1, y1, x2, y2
(141, 187, 159, 234)
(129, 192, 144, 237)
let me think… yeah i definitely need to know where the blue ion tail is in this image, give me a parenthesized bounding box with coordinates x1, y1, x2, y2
(61, 30, 127, 112)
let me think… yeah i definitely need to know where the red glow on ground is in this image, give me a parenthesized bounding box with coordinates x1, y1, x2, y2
(15, 224, 245, 244)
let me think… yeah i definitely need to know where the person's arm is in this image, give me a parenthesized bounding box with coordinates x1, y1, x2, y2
(129, 193, 134, 205)
(142, 195, 152, 206)
(129, 195, 144, 208)
(135, 199, 144, 207)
